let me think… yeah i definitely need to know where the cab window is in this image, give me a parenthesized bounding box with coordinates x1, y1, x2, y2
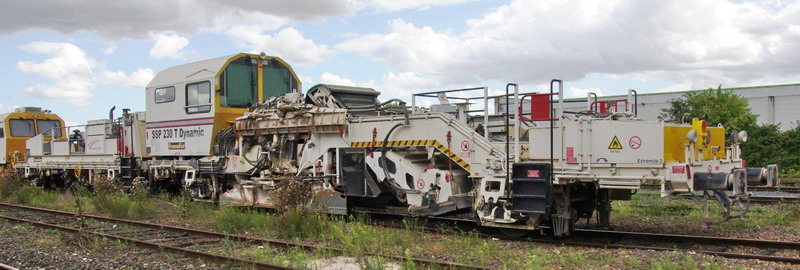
(220, 57, 258, 108)
(37, 119, 62, 138)
(186, 81, 211, 114)
(155, 86, 175, 103)
(0, 122, 4, 138)
(9, 119, 35, 137)
(262, 59, 295, 99)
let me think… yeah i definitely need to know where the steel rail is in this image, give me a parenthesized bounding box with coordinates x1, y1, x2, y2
(0, 202, 487, 270)
(525, 237, 800, 264)
(0, 214, 292, 270)
(360, 210, 800, 265)
(747, 186, 800, 193)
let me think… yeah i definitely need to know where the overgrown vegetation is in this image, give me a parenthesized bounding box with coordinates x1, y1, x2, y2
(659, 87, 800, 177)
(614, 194, 800, 231)
(0, 173, 783, 269)
(90, 176, 155, 219)
(0, 167, 23, 199)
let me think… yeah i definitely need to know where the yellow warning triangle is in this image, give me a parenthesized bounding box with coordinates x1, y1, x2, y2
(608, 136, 623, 150)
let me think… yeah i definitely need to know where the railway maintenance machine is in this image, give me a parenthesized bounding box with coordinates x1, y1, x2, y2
(15, 54, 779, 237)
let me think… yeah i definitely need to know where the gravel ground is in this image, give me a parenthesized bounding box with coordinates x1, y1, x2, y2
(0, 220, 227, 270)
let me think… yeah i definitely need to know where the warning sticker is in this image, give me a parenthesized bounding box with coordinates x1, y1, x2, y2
(608, 136, 624, 150)
(628, 136, 641, 150)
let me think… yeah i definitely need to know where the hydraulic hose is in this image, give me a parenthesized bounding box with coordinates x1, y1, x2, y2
(380, 122, 405, 191)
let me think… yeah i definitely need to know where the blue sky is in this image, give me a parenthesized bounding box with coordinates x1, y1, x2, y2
(2, 0, 800, 126)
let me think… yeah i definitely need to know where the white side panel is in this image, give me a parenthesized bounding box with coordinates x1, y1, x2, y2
(0, 138, 6, 164)
(587, 121, 664, 165)
(147, 124, 213, 156)
(85, 135, 107, 155)
(52, 141, 71, 155)
(530, 120, 664, 165)
(145, 79, 216, 157)
(26, 134, 44, 156)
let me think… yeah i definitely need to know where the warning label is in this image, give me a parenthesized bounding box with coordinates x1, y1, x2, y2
(608, 136, 623, 150)
(629, 136, 641, 150)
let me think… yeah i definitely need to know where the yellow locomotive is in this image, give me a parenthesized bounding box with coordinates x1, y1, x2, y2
(0, 107, 65, 165)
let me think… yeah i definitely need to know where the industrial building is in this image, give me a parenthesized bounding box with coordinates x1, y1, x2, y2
(562, 83, 800, 131)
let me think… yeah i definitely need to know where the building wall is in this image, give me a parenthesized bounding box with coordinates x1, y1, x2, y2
(560, 83, 800, 131)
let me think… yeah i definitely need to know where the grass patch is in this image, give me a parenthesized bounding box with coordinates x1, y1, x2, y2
(213, 206, 272, 234)
(92, 193, 155, 220)
(269, 208, 332, 240)
(613, 193, 800, 231)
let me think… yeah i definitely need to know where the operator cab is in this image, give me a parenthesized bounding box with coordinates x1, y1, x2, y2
(145, 53, 301, 157)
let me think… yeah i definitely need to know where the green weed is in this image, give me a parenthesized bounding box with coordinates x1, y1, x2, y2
(213, 206, 271, 234)
(92, 193, 155, 219)
(269, 208, 331, 240)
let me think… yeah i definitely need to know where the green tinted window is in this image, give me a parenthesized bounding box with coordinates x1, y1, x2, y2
(262, 60, 295, 99)
(37, 119, 62, 138)
(221, 57, 258, 108)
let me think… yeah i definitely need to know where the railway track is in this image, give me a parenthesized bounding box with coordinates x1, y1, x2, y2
(362, 211, 800, 265)
(747, 186, 800, 193)
(0, 202, 486, 270)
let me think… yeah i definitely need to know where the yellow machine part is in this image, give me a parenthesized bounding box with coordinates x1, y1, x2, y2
(3, 111, 66, 163)
(663, 125, 726, 163)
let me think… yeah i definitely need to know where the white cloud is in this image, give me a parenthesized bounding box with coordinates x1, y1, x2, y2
(227, 27, 334, 65)
(568, 87, 604, 98)
(0, 0, 475, 40)
(103, 44, 117, 55)
(16, 42, 154, 106)
(311, 71, 441, 101)
(338, 0, 800, 90)
(149, 33, 191, 59)
(17, 42, 96, 106)
(0, 1, 346, 39)
(380, 71, 441, 98)
(319, 72, 356, 86)
(354, 0, 477, 11)
(97, 68, 155, 87)
(656, 82, 694, 93)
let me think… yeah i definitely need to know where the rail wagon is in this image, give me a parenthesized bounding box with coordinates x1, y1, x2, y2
(14, 53, 778, 237)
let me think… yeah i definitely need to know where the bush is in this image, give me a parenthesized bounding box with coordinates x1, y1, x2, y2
(267, 179, 313, 212)
(742, 122, 800, 177)
(269, 208, 331, 240)
(91, 175, 119, 197)
(0, 168, 23, 199)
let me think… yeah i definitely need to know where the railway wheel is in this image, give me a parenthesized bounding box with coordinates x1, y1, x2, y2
(499, 228, 530, 238)
(552, 186, 576, 237)
(596, 189, 611, 228)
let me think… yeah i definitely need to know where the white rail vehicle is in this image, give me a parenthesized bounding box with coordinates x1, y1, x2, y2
(16, 54, 778, 236)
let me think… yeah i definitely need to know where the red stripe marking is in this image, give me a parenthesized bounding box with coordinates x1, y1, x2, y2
(146, 122, 214, 129)
(146, 117, 214, 124)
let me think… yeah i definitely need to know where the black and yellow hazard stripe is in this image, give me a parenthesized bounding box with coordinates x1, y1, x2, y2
(350, 140, 471, 171)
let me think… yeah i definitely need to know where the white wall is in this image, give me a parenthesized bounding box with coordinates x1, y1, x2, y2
(560, 84, 800, 131)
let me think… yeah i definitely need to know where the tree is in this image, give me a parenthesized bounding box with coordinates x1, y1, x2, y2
(659, 87, 799, 176)
(658, 86, 758, 132)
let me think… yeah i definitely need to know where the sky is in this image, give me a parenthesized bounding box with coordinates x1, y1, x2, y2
(2, 0, 800, 126)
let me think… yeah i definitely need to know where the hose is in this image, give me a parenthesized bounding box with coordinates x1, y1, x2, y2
(380, 123, 405, 192)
